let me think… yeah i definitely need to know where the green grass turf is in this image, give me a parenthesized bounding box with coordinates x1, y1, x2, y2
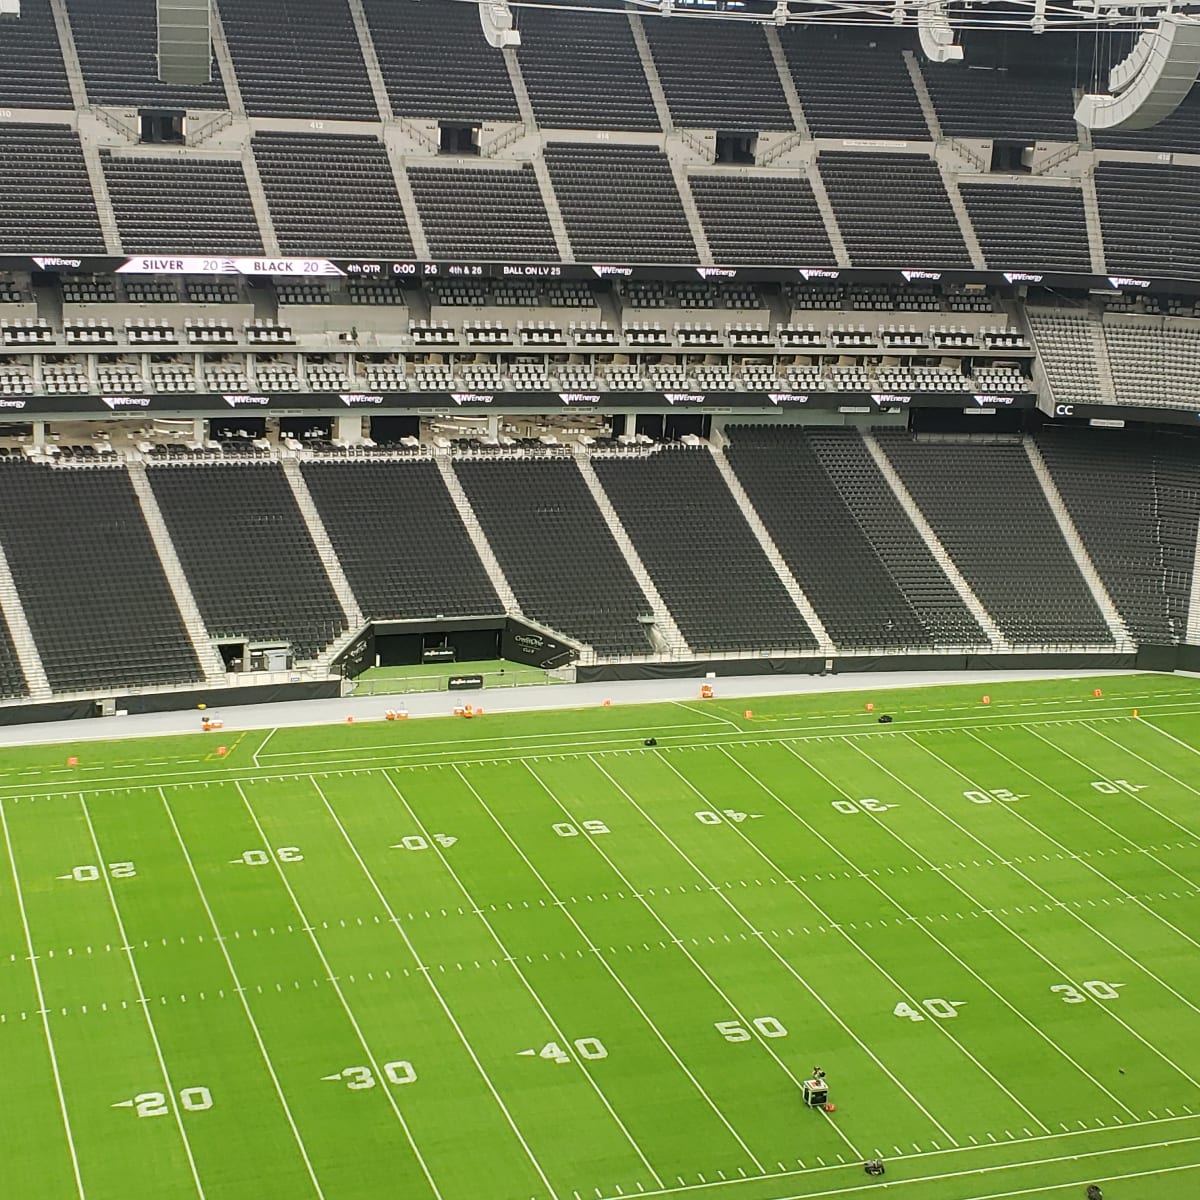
(351, 660, 564, 696)
(2, 672, 1199, 1200)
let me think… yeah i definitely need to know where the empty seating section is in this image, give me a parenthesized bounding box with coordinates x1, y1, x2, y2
(690, 176, 834, 266)
(804, 430, 986, 645)
(0, 607, 25, 699)
(1094, 90, 1200, 155)
(516, 8, 659, 130)
(0, 0, 72, 109)
(1095, 163, 1200, 279)
(363, 0, 518, 120)
(919, 63, 1077, 140)
(879, 435, 1111, 645)
(1037, 427, 1200, 643)
(725, 427, 982, 648)
(592, 449, 817, 654)
(67, 0, 226, 109)
(217, 0, 376, 119)
(301, 460, 500, 620)
(0, 126, 104, 255)
(454, 458, 651, 655)
(545, 144, 696, 263)
(147, 464, 345, 658)
(644, 19, 792, 130)
(960, 184, 1091, 273)
(0, 462, 200, 692)
(819, 153, 971, 268)
(408, 166, 558, 261)
(779, 29, 927, 138)
(102, 155, 263, 255)
(253, 134, 413, 258)
(1027, 309, 1105, 405)
(1103, 321, 1200, 409)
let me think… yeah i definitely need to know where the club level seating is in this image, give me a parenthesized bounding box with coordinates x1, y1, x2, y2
(454, 457, 652, 655)
(918, 60, 1078, 141)
(690, 175, 835, 266)
(1095, 162, 1200, 279)
(66, 0, 226, 109)
(1103, 321, 1200, 410)
(820, 152, 971, 268)
(778, 27, 928, 139)
(1037, 426, 1200, 644)
(301, 459, 501, 620)
(959, 184, 1092, 274)
(0, 125, 105, 255)
(592, 448, 818, 654)
(643, 18, 792, 130)
(1027, 309, 1105, 405)
(102, 154, 262, 256)
(725, 426, 983, 648)
(217, 0, 376, 120)
(147, 462, 346, 659)
(253, 133, 413, 259)
(0, 460, 201, 692)
(1094, 88, 1200, 155)
(408, 165, 559, 262)
(0, 0, 72, 109)
(362, 0, 518, 121)
(516, 6, 659, 130)
(544, 144, 696, 264)
(878, 434, 1111, 645)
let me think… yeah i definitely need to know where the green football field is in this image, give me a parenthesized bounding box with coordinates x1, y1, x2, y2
(2, 673, 1199, 1200)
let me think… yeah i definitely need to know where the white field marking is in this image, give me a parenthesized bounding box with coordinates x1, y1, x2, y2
(653, 752, 991, 1144)
(853, 740, 1200, 1092)
(939, 734, 1200, 1005)
(773, 742, 1139, 1120)
(1081, 725, 1200, 839)
(231, 782, 445, 1200)
(252, 728, 277, 768)
(77, 795, 206, 1198)
(454, 764, 766, 1176)
(711, 746, 1054, 1132)
(307, 777, 562, 1200)
(592, 1128, 1200, 1200)
(672, 703, 740, 731)
(529, 758, 860, 1161)
(0, 799, 87, 1199)
(978, 729, 1200, 947)
(590, 754, 940, 1154)
(10, 707, 1195, 806)
(157, 788, 324, 1199)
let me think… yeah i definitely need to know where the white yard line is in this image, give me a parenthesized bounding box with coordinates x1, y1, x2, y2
(450, 763, 765, 1176)
(923, 735, 1200, 1004)
(699, 745, 1052, 1133)
(0, 798, 87, 1199)
(251, 727, 277, 767)
(766, 742, 1139, 1120)
(158, 787, 325, 1199)
(590, 753, 952, 1151)
(77, 794, 206, 1199)
(306, 775, 563, 1200)
(851, 739, 1200, 1091)
(231, 781, 445, 1200)
(970, 729, 1200, 945)
(1041, 724, 1200, 841)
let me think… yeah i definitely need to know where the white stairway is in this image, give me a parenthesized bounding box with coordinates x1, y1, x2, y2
(125, 461, 226, 682)
(0, 542, 51, 701)
(1023, 438, 1132, 649)
(279, 458, 364, 630)
(346, 0, 394, 120)
(708, 444, 835, 656)
(575, 452, 690, 656)
(862, 433, 1008, 651)
(433, 454, 522, 615)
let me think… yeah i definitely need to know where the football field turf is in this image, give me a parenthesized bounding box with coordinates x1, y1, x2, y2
(2, 673, 1199, 1200)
